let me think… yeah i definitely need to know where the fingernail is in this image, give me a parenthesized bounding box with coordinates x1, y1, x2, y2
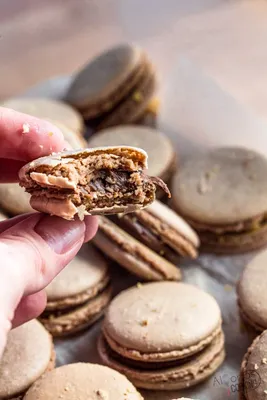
(35, 215, 85, 254)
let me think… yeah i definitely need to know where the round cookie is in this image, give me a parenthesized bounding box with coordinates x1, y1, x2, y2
(172, 147, 267, 253)
(1, 97, 84, 134)
(0, 183, 33, 215)
(115, 199, 199, 261)
(21, 75, 73, 100)
(0, 319, 55, 399)
(24, 363, 143, 400)
(239, 330, 267, 400)
(237, 249, 267, 333)
(65, 44, 156, 130)
(98, 282, 225, 390)
(88, 125, 176, 182)
(45, 119, 86, 149)
(93, 216, 181, 281)
(40, 245, 111, 336)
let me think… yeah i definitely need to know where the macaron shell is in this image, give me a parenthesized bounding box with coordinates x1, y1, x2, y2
(238, 249, 267, 330)
(65, 44, 143, 110)
(98, 332, 225, 390)
(45, 245, 108, 301)
(23, 363, 144, 399)
(104, 282, 221, 355)
(92, 217, 181, 281)
(45, 119, 86, 148)
(1, 97, 84, 134)
(0, 320, 53, 398)
(0, 183, 34, 215)
(88, 125, 176, 179)
(172, 147, 267, 225)
(240, 330, 267, 400)
(41, 285, 112, 337)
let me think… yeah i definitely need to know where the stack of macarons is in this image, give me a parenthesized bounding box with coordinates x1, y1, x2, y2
(40, 245, 112, 336)
(0, 320, 54, 399)
(98, 282, 225, 390)
(172, 147, 267, 253)
(65, 44, 157, 131)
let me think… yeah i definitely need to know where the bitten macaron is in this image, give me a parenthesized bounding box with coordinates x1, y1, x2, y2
(24, 363, 143, 399)
(0, 320, 55, 399)
(98, 281, 225, 390)
(40, 245, 112, 336)
(115, 199, 199, 261)
(237, 249, 267, 333)
(88, 125, 176, 183)
(92, 216, 181, 281)
(172, 147, 267, 253)
(65, 44, 157, 130)
(239, 330, 267, 400)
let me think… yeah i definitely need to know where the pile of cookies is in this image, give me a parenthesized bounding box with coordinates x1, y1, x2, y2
(1, 43, 267, 400)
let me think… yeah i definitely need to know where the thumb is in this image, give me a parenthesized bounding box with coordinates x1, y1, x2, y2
(0, 212, 98, 355)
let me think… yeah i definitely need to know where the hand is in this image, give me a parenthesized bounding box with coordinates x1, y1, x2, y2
(0, 107, 98, 357)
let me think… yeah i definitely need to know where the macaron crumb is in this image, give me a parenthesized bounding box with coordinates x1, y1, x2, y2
(22, 123, 30, 134)
(96, 389, 108, 399)
(262, 358, 267, 364)
(137, 282, 143, 289)
(48, 131, 54, 137)
(140, 319, 148, 327)
(132, 91, 143, 102)
(255, 363, 259, 370)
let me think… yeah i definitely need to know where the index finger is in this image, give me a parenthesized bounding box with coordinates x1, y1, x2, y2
(0, 107, 65, 161)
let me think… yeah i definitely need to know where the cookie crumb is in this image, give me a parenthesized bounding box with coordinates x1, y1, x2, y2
(146, 97, 160, 115)
(22, 123, 30, 134)
(77, 205, 89, 221)
(48, 131, 54, 137)
(140, 319, 148, 327)
(137, 282, 143, 289)
(39, 145, 44, 149)
(96, 389, 109, 399)
(255, 363, 259, 370)
(264, 389, 267, 394)
(262, 358, 267, 364)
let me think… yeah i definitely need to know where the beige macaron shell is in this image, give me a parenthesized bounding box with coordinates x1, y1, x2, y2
(88, 125, 175, 178)
(45, 119, 86, 149)
(0, 320, 52, 398)
(238, 249, 267, 330)
(46, 245, 108, 301)
(65, 44, 142, 107)
(241, 330, 267, 400)
(147, 200, 199, 247)
(1, 97, 84, 134)
(104, 282, 221, 354)
(0, 183, 33, 215)
(172, 147, 267, 225)
(24, 363, 143, 400)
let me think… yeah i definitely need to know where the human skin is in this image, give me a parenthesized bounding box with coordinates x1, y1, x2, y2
(0, 107, 98, 358)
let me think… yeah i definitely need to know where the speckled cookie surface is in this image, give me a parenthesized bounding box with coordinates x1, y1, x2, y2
(45, 245, 108, 301)
(88, 125, 176, 179)
(0, 183, 33, 215)
(172, 147, 267, 225)
(240, 330, 267, 400)
(238, 249, 267, 331)
(2, 97, 84, 134)
(0, 320, 53, 399)
(24, 363, 143, 400)
(104, 282, 221, 355)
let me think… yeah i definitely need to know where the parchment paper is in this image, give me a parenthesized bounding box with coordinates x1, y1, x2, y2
(19, 2, 267, 398)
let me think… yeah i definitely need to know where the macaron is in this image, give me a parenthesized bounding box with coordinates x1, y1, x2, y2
(114, 199, 200, 261)
(239, 330, 267, 400)
(87, 125, 177, 183)
(172, 147, 267, 253)
(45, 119, 87, 149)
(92, 216, 181, 281)
(98, 281, 225, 390)
(0, 319, 55, 399)
(24, 363, 143, 399)
(40, 245, 112, 336)
(237, 249, 267, 333)
(0, 183, 33, 215)
(1, 97, 84, 135)
(65, 44, 157, 130)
